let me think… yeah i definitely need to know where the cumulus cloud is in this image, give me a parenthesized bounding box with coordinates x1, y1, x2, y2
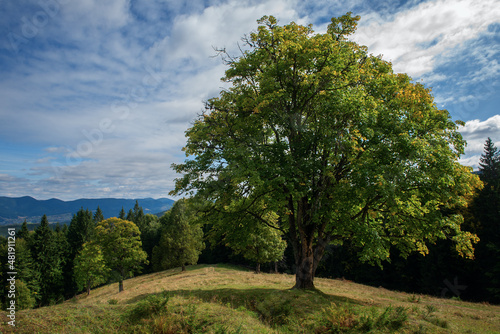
(0, 0, 498, 199)
(355, 0, 500, 77)
(458, 115, 500, 169)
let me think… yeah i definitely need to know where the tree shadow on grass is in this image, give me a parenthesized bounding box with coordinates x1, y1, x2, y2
(125, 286, 362, 309)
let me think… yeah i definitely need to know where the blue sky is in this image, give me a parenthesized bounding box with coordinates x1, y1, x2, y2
(0, 0, 499, 200)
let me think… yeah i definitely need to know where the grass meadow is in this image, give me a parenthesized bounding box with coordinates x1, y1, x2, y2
(1, 264, 499, 333)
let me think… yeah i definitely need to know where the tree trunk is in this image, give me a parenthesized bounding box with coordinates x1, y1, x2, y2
(293, 253, 315, 289)
(181, 264, 186, 271)
(118, 280, 124, 292)
(87, 285, 91, 295)
(255, 263, 261, 274)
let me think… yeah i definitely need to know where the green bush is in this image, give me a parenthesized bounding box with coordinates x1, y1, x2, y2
(255, 295, 293, 326)
(319, 303, 359, 333)
(374, 306, 408, 330)
(125, 291, 170, 323)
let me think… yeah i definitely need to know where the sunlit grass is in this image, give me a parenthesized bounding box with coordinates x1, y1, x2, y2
(1, 264, 499, 333)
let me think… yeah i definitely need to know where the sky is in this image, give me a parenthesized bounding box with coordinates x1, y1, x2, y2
(0, 0, 499, 200)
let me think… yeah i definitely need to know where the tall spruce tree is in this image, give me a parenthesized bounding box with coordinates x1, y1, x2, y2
(31, 215, 64, 305)
(67, 208, 95, 256)
(479, 137, 500, 183)
(474, 137, 500, 302)
(17, 220, 30, 240)
(119, 207, 126, 219)
(94, 206, 104, 223)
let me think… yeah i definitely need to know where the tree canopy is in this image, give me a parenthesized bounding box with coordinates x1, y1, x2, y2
(207, 199, 286, 273)
(73, 241, 109, 295)
(171, 13, 481, 289)
(152, 199, 204, 272)
(95, 218, 148, 292)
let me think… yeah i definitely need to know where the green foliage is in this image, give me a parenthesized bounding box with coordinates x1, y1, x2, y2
(31, 215, 65, 305)
(67, 207, 95, 257)
(119, 207, 126, 219)
(318, 304, 408, 333)
(14, 279, 36, 310)
(472, 138, 500, 301)
(478, 137, 500, 183)
(96, 217, 148, 292)
(138, 213, 161, 272)
(74, 242, 110, 295)
(152, 199, 204, 271)
(319, 303, 359, 332)
(208, 200, 286, 272)
(125, 291, 170, 323)
(171, 13, 482, 289)
(17, 220, 30, 240)
(93, 206, 104, 223)
(255, 294, 293, 326)
(13, 238, 40, 302)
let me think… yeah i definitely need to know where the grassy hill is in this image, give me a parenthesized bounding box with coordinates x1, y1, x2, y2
(1, 264, 499, 333)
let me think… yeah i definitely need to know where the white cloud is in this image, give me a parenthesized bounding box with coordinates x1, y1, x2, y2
(458, 115, 500, 169)
(1, 0, 499, 199)
(355, 0, 500, 77)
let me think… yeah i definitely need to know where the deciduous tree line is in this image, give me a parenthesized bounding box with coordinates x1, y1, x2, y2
(0, 198, 285, 309)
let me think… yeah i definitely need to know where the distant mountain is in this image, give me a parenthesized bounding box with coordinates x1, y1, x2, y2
(0, 196, 175, 225)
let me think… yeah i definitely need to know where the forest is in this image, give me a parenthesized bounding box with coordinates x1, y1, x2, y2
(0, 137, 498, 310)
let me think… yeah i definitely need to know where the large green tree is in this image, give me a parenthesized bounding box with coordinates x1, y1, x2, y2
(171, 14, 482, 289)
(152, 199, 204, 272)
(67, 207, 95, 257)
(95, 218, 147, 292)
(31, 215, 65, 305)
(73, 242, 110, 295)
(208, 200, 286, 273)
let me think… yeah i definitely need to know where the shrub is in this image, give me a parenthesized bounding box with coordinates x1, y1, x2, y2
(126, 291, 170, 323)
(319, 303, 359, 333)
(255, 295, 293, 326)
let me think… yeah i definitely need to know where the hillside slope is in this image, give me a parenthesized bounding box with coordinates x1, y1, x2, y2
(1, 265, 499, 333)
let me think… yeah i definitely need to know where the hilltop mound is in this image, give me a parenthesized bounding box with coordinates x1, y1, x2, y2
(1, 265, 499, 333)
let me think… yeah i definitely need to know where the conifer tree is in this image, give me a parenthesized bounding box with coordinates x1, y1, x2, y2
(474, 137, 500, 302)
(479, 137, 500, 184)
(15, 238, 40, 308)
(126, 209, 134, 221)
(67, 208, 95, 256)
(17, 220, 30, 240)
(152, 199, 204, 272)
(93, 206, 104, 223)
(31, 215, 64, 305)
(133, 200, 145, 229)
(119, 207, 126, 219)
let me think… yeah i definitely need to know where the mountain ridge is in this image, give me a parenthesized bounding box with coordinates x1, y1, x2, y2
(0, 196, 175, 225)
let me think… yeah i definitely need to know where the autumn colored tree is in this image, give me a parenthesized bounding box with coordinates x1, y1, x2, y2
(171, 14, 482, 289)
(95, 218, 147, 292)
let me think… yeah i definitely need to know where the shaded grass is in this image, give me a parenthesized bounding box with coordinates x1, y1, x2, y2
(1, 264, 499, 333)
